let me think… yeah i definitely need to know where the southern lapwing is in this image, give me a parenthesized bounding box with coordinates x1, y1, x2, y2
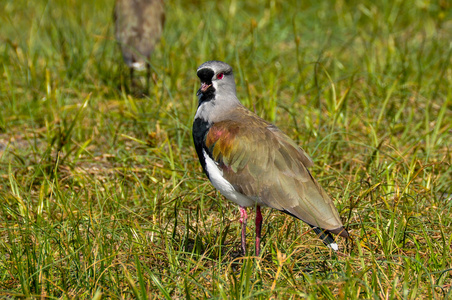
(192, 61, 349, 256)
(114, 0, 165, 93)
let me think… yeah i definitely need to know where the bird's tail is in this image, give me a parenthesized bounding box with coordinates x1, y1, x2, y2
(311, 226, 339, 251)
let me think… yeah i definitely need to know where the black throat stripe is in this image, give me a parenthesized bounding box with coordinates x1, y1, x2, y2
(197, 68, 216, 104)
(192, 117, 211, 177)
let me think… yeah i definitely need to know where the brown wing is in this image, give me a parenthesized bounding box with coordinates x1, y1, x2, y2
(205, 107, 345, 233)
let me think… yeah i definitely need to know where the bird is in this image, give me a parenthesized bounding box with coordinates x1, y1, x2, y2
(114, 0, 165, 94)
(192, 60, 349, 256)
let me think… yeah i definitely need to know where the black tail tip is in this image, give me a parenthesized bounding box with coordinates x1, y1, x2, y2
(311, 226, 349, 251)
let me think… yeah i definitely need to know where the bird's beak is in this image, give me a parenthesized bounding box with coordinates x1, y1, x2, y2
(200, 82, 212, 92)
(196, 82, 212, 96)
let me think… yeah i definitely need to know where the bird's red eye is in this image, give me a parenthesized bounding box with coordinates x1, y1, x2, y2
(217, 73, 224, 80)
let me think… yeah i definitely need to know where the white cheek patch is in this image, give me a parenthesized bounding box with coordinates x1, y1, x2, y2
(203, 149, 255, 207)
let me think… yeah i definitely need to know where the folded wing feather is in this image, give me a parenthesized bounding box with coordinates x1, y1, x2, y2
(204, 107, 345, 232)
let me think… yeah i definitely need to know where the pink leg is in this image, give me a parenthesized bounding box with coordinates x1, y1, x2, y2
(239, 207, 247, 255)
(255, 206, 263, 255)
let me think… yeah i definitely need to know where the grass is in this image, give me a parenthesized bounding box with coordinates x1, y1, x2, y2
(0, 0, 451, 298)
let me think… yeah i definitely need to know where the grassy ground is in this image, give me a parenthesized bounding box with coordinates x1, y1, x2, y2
(1, 0, 451, 298)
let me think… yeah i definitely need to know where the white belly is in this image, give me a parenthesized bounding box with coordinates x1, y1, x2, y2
(203, 150, 257, 207)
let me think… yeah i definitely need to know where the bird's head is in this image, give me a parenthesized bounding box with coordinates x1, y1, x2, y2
(196, 61, 236, 102)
